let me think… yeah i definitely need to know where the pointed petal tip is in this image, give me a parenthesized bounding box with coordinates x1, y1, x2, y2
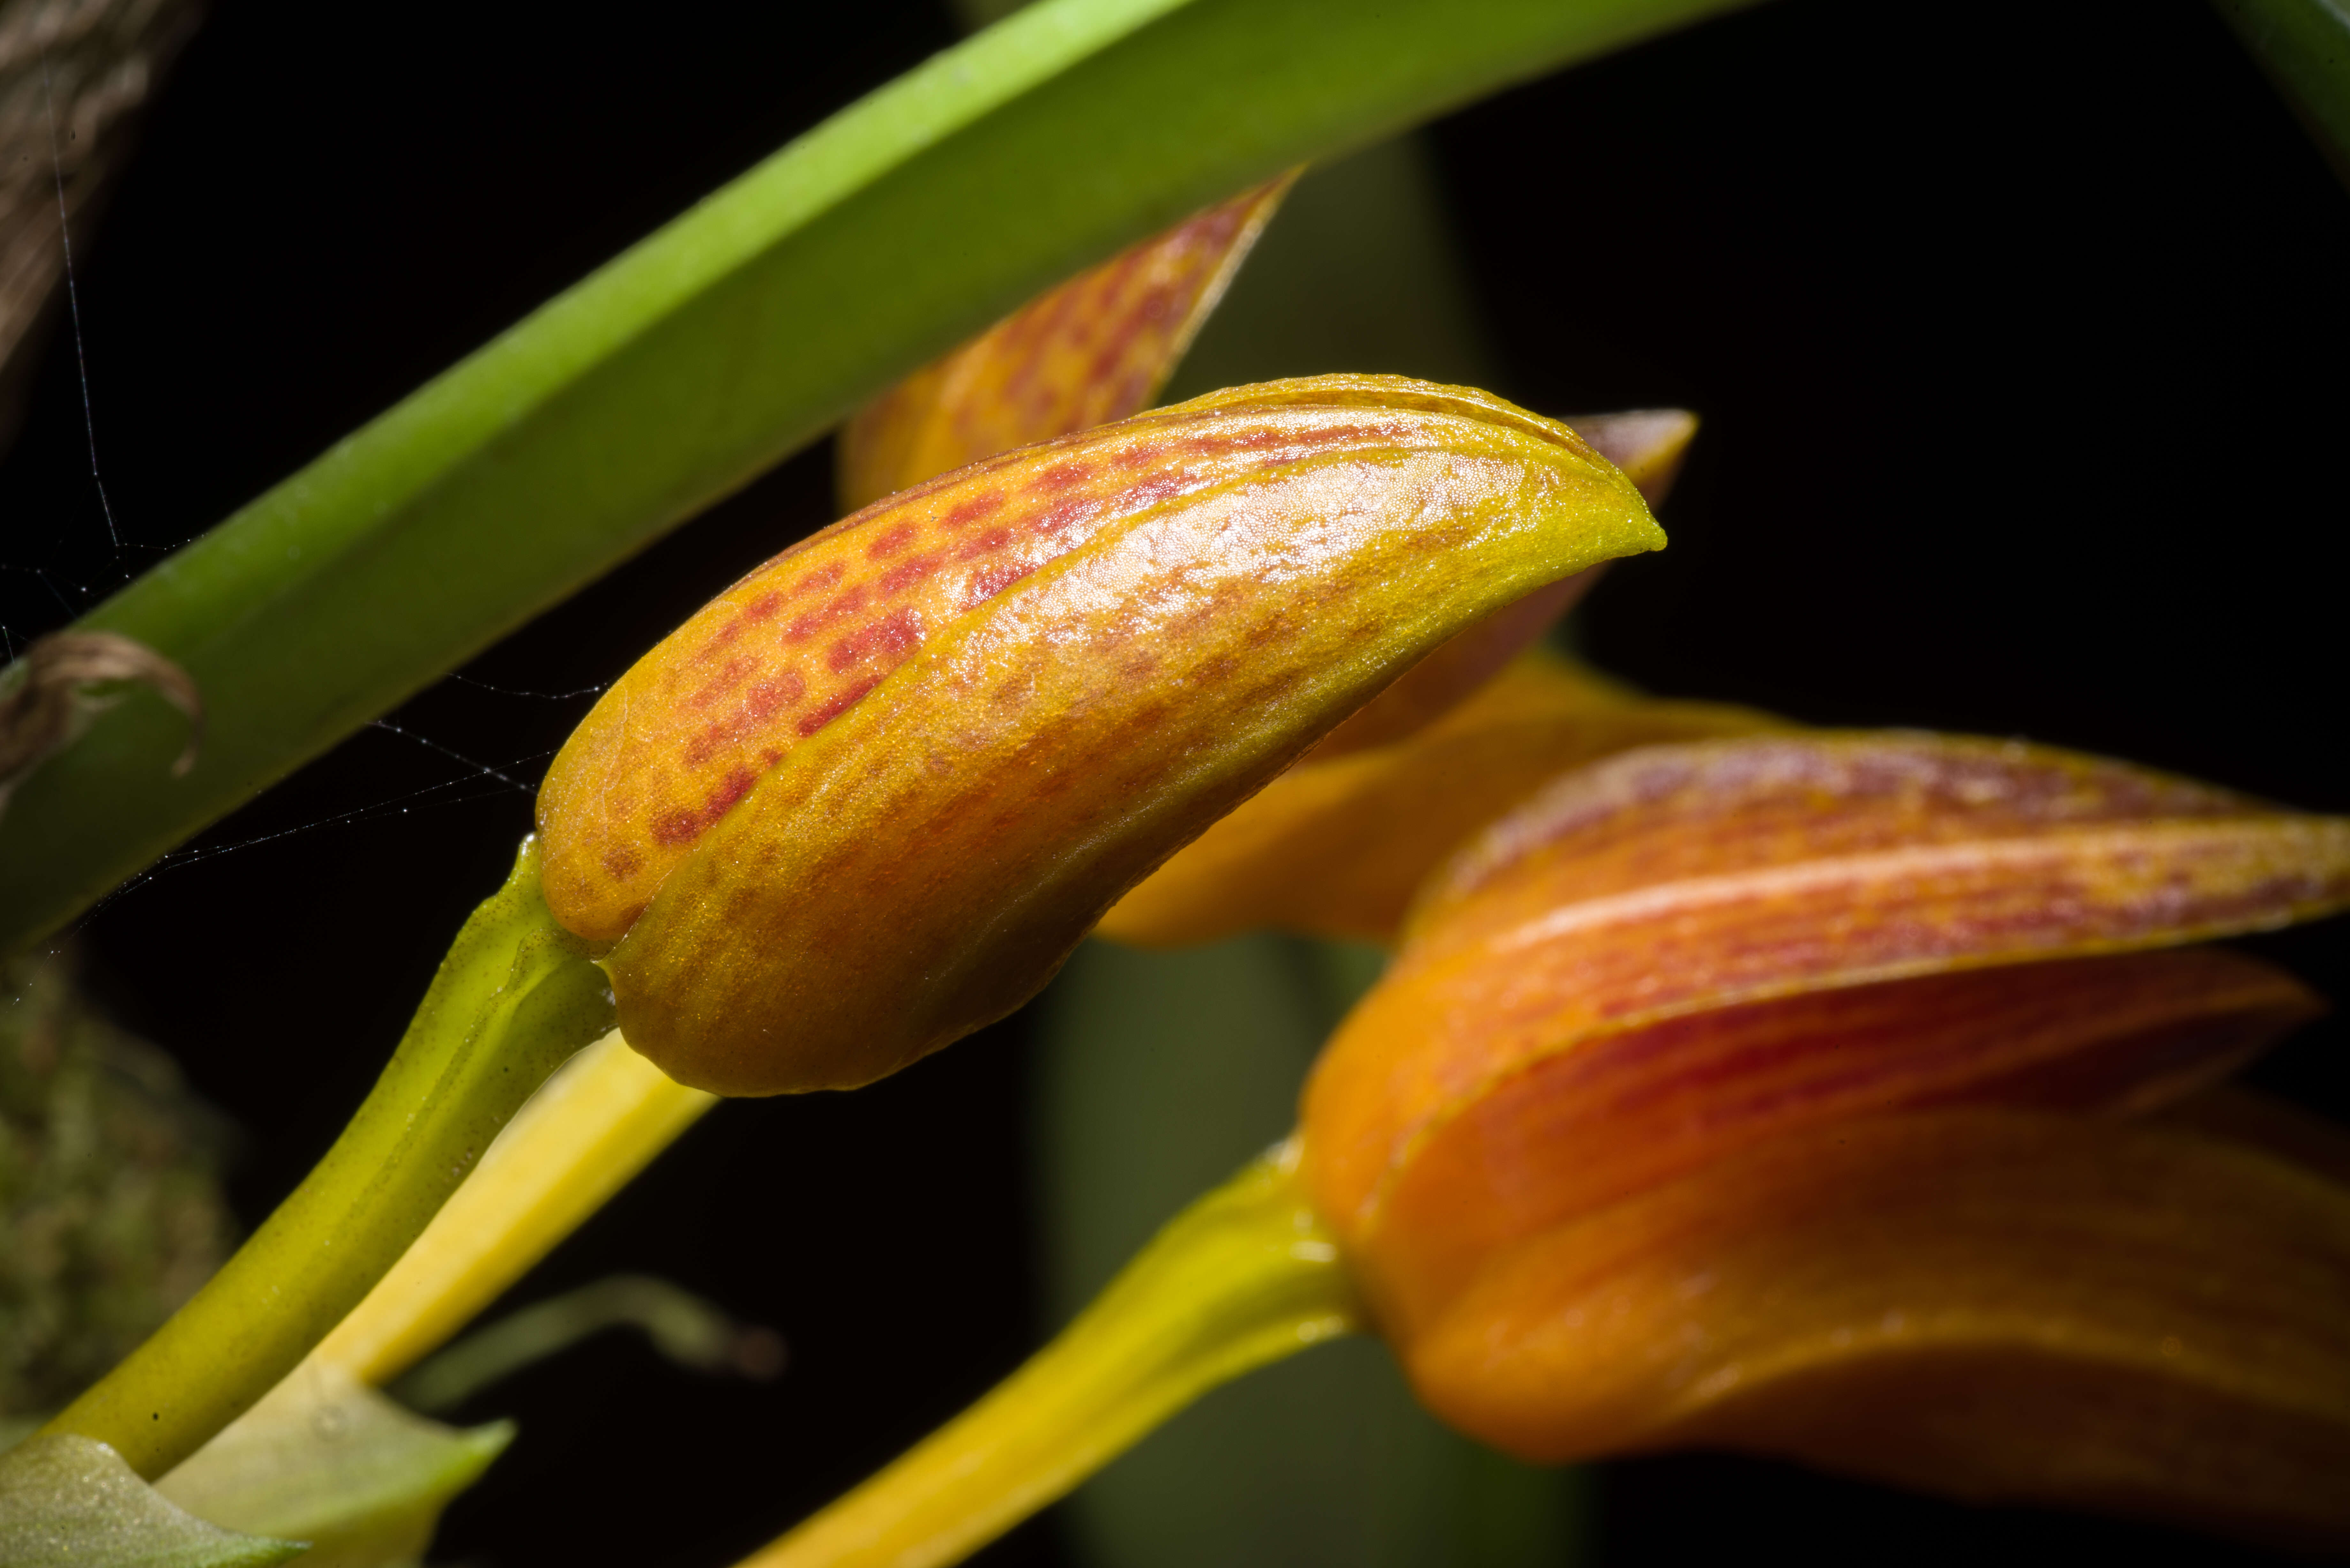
(1569, 408, 1699, 507)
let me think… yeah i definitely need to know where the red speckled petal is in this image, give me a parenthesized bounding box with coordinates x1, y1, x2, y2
(837, 177, 1295, 512)
(1302, 732, 2350, 1245)
(597, 377, 1663, 1094)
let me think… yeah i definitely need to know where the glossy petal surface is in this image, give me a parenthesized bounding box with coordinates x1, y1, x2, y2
(837, 177, 1295, 512)
(1402, 1109, 2350, 1548)
(600, 377, 1662, 1093)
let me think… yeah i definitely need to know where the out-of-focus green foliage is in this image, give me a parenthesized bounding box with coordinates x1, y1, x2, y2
(392, 1273, 784, 1416)
(0, 1434, 299, 1568)
(0, 952, 236, 1424)
(1035, 936, 1583, 1568)
(2213, 0, 2350, 187)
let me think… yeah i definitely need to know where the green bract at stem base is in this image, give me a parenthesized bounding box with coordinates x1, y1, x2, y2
(0, 0, 1760, 953)
(37, 838, 614, 1480)
(741, 1140, 1360, 1568)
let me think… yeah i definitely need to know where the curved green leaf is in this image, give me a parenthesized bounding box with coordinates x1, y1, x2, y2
(0, 0, 1756, 951)
(0, 1434, 301, 1568)
(2213, 0, 2350, 188)
(155, 1366, 510, 1568)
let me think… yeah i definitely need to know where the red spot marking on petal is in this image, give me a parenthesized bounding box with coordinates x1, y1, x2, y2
(1034, 460, 1097, 494)
(866, 522, 920, 559)
(962, 560, 1035, 610)
(683, 671, 806, 766)
(1119, 474, 1182, 510)
(938, 492, 1005, 531)
(1028, 498, 1094, 538)
(686, 657, 755, 711)
(828, 606, 922, 674)
(786, 584, 870, 643)
(742, 590, 784, 623)
(879, 553, 943, 596)
(797, 675, 884, 737)
(601, 843, 644, 879)
(788, 561, 845, 602)
(706, 765, 757, 819)
(955, 527, 1013, 562)
(741, 669, 808, 723)
(651, 808, 704, 847)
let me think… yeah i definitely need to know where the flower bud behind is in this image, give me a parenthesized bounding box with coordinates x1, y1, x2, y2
(1095, 650, 1780, 945)
(836, 177, 1295, 512)
(556, 376, 1662, 1094)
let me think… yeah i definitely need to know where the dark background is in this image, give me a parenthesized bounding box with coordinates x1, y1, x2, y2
(1, 0, 2343, 1564)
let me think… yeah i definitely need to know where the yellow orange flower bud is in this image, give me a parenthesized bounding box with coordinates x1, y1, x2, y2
(537, 375, 1664, 1094)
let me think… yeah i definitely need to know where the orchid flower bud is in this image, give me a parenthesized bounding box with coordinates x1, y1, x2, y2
(1300, 731, 2350, 1540)
(536, 375, 1664, 1094)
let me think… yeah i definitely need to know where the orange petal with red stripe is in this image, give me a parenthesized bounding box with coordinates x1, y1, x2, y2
(1302, 733, 2350, 1246)
(597, 376, 1663, 1095)
(1400, 1108, 2350, 1548)
(837, 177, 1296, 511)
(1351, 947, 2320, 1331)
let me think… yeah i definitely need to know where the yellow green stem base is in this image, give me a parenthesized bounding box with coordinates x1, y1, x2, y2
(741, 1137, 1358, 1568)
(41, 838, 615, 1478)
(312, 1027, 716, 1388)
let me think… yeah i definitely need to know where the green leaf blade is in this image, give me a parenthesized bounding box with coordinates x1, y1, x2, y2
(0, 1434, 304, 1568)
(0, 0, 1756, 950)
(155, 1368, 511, 1568)
(2214, 0, 2350, 187)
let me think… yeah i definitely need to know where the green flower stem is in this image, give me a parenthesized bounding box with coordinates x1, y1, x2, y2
(0, 0, 1760, 953)
(38, 838, 615, 1479)
(2213, 0, 2350, 187)
(739, 1139, 1360, 1568)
